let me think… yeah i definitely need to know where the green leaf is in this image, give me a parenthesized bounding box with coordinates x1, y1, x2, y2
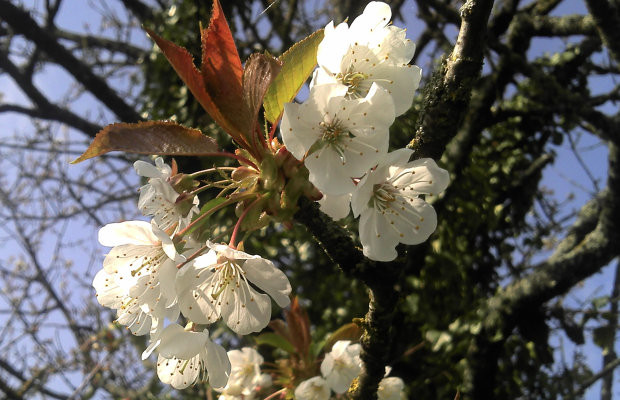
(263, 29, 324, 123)
(255, 332, 296, 354)
(72, 121, 218, 163)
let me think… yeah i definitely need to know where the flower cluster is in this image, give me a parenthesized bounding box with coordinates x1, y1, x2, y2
(294, 340, 405, 399)
(84, 0, 446, 395)
(93, 158, 291, 390)
(281, 1, 448, 261)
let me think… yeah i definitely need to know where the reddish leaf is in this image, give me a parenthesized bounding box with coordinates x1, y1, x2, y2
(199, 0, 248, 144)
(243, 53, 282, 143)
(285, 297, 312, 357)
(146, 28, 243, 143)
(201, 0, 243, 102)
(71, 121, 219, 163)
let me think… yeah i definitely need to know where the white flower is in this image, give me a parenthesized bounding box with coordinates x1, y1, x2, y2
(318, 193, 351, 220)
(281, 83, 394, 195)
(176, 242, 291, 335)
(312, 1, 422, 116)
(377, 377, 406, 400)
(217, 347, 270, 396)
(93, 220, 183, 335)
(320, 340, 362, 394)
(155, 323, 231, 389)
(134, 157, 199, 231)
(351, 149, 450, 261)
(294, 376, 331, 400)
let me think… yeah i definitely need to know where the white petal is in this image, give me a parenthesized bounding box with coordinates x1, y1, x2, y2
(221, 283, 271, 335)
(320, 353, 335, 378)
(142, 335, 162, 360)
(318, 193, 351, 220)
(317, 21, 350, 74)
(390, 198, 437, 245)
(98, 221, 158, 247)
(378, 377, 405, 400)
(294, 376, 331, 400)
(176, 263, 220, 324)
(158, 324, 208, 359)
(359, 209, 399, 262)
(134, 160, 164, 178)
(306, 149, 357, 195)
(134, 157, 172, 179)
(392, 158, 450, 194)
(281, 102, 321, 160)
(375, 63, 421, 116)
(351, 174, 375, 217)
(207, 242, 256, 261)
(243, 258, 291, 308)
(157, 353, 200, 389)
(205, 341, 232, 389)
(92, 269, 124, 309)
(192, 250, 218, 268)
(349, 1, 392, 36)
(158, 259, 178, 307)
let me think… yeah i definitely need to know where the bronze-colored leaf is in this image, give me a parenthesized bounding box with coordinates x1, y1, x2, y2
(72, 121, 219, 163)
(242, 53, 282, 143)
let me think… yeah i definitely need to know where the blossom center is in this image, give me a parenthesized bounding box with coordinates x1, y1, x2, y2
(306, 118, 354, 163)
(371, 183, 398, 211)
(337, 69, 369, 98)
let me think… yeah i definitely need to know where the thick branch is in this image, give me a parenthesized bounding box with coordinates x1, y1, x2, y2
(408, 0, 495, 160)
(294, 197, 369, 278)
(0, 0, 142, 123)
(466, 144, 620, 397)
(585, 0, 620, 62)
(54, 28, 146, 61)
(0, 52, 102, 135)
(294, 199, 402, 399)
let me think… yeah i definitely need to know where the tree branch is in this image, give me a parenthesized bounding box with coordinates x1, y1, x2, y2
(0, 51, 102, 136)
(585, 0, 620, 62)
(0, 0, 142, 123)
(408, 0, 495, 160)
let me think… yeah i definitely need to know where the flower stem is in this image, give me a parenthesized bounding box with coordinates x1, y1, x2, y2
(188, 167, 236, 179)
(263, 388, 287, 400)
(174, 192, 257, 239)
(200, 151, 258, 170)
(175, 243, 211, 269)
(228, 195, 262, 249)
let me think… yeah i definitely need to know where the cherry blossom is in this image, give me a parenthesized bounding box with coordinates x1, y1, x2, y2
(377, 377, 406, 400)
(216, 347, 271, 397)
(176, 242, 291, 335)
(294, 376, 331, 400)
(320, 340, 362, 394)
(135, 157, 199, 231)
(281, 83, 394, 195)
(351, 149, 450, 261)
(154, 323, 231, 389)
(312, 1, 421, 116)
